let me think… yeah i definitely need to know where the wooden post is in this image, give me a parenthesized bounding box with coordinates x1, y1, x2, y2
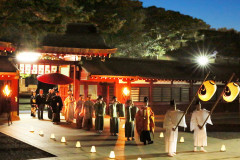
(174, 71, 210, 130)
(201, 73, 235, 128)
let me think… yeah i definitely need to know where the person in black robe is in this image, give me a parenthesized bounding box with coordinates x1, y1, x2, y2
(125, 99, 138, 141)
(109, 96, 123, 136)
(30, 91, 37, 117)
(36, 89, 46, 120)
(46, 89, 55, 119)
(94, 95, 106, 134)
(51, 91, 63, 124)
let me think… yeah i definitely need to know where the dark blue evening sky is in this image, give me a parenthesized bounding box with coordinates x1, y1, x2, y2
(140, 0, 240, 31)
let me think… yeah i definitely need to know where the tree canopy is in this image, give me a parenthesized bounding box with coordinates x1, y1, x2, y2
(0, 0, 213, 58)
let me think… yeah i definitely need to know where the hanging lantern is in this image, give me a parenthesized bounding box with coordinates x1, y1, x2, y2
(223, 82, 240, 102)
(122, 124, 125, 129)
(61, 137, 66, 143)
(123, 87, 130, 96)
(179, 137, 184, 143)
(159, 132, 164, 138)
(76, 141, 81, 148)
(198, 80, 217, 101)
(109, 151, 115, 159)
(91, 146, 96, 153)
(220, 144, 226, 152)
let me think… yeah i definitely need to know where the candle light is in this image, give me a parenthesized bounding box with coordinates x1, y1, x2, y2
(76, 141, 81, 148)
(91, 146, 96, 153)
(159, 132, 164, 138)
(39, 130, 44, 136)
(29, 127, 34, 133)
(50, 133, 56, 140)
(220, 144, 226, 152)
(109, 151, 115, 159)
(180, 137, 184, 143)
(61, 137, 66, 143)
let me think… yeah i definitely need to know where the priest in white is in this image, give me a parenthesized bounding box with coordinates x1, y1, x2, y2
(190, 100, 213, 152)
(163, 100, 187, 157)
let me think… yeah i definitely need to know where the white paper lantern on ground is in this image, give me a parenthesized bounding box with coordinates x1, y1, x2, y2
(220, 144, 226, 152)
(159, 132, 164, 138)
(91, 146, 96, 153)
(109, 151, 115, 159)
(39, 130, 44, 136)
(223, 82, 240, 102)
(137, 157, 142, 160)
(179, 137, 184, 143)
(50, 133, 55, 140)
(76, 141, 81, 148)
(61, 137, 66, 143)
(29, 127, 34, 133)
(198, 80, 217, 101)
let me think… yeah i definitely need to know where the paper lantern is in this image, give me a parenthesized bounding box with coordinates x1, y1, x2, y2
(122, 124, 125, 129)
(109, 151, 115, 159)
(91, 146, 96, 153)
(76, 141, 81, 148)
(198, 80, 217, 101)
(179, 137, 184, 143)
(137, 158, 142, 160)
(29, 127, 34, 133)
(159, 132, 164, 138)
(50, 133, 56, 140)
(61, 137, 66, 143)
(39, 130, 44, 136)
(223, 82, 240, 102)
(220, 145, 226, 152)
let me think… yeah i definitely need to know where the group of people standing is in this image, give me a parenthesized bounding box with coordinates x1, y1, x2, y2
(30, 89, 211, 157)
(30, 88, 63, 124)
(62, 91, 155, 144)
(163, 100, 212, 157)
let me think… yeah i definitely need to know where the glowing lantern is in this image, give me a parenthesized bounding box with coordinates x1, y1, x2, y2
(137, 158, 142, 160)
(179, 137, 184, 143)
(198, 80, 217, 101)
(39, 130, 44, 136)
(109, 151, 115, 159)
(3, 85, 11, 97)
(223, 82, 240, 102)
(61, 137, 66, 143)
(123, 87, 130, 96)
(159, 132, 164, 138)
(50, 133, 56, 140)
(76, 141, 81, 148)
(29, 127, 34, 133)
(91, 146, 96, 153)
(122, 124, 125, 129)
(220, 144, 226, 152)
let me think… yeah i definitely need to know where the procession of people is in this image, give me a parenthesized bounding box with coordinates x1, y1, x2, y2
(31, 88, 213, 157)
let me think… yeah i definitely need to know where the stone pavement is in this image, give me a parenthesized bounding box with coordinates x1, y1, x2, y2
(0, 113, 240, 160)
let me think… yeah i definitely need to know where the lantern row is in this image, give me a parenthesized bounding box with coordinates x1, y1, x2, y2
(19, 64, 57, 75)
(198, 80, 240, 102)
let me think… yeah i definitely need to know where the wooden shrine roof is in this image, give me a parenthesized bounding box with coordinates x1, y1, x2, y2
(81, 57, 240, 81)
(40, 23, 117, 55)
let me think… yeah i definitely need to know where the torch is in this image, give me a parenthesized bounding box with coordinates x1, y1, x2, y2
(3, 84, 12, 126)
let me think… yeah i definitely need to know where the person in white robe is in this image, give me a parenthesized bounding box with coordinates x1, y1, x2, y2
(64, 90, 76, 124)
(190, 100, 213, 152)
(163, 100, 187, 157)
